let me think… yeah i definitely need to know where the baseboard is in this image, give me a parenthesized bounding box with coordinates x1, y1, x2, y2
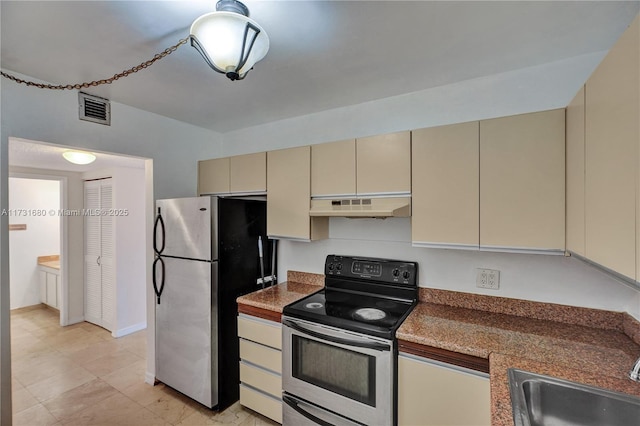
(10, 303, 48, 313)
(145, 371, 156, 385)
(67, 316, 85, 325)
(112, 321, 147, 338)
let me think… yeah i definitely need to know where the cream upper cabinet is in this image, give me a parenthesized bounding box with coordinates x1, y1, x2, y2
(356, 131, 411, 195)
(566, 86, 586, 256)
(267, 146, 328, 240)
(584, 15, 638, 281)
(311, 139, 357, 197)
(229, 152, 267, 194)
(398, 354, 490, 426)
(412, 122, 479, 249)
(198, 153, 266, 195)
(198, 157, 230, 195)
(480, 109, 565, 253)
(311, 133, 410, 198)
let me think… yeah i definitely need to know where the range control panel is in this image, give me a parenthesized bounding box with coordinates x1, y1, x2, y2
(325, 254, 417, 286)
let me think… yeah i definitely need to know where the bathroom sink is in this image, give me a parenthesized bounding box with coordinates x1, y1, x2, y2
(508, 368, 640, 426)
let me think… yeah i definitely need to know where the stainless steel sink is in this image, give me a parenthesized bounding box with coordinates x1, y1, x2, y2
(508, 368, 640, 426)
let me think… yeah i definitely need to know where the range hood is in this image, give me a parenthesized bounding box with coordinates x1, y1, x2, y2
(309, 197, 411, 218)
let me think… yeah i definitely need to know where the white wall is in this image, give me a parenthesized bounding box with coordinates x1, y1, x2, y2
(82, 167, 147, 337)
(278, 219, 640, 319)
(113, 167, 147, 336)
(221, 52, 606, 156)
(8, 178, 60, 309)
(1, 71, 223, 199)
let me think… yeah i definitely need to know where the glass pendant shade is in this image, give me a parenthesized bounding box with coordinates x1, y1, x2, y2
(190, 5, 269, 81)
(62, 151, 96, 165)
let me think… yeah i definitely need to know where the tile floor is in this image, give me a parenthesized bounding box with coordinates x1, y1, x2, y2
(10, 305, 278, 426)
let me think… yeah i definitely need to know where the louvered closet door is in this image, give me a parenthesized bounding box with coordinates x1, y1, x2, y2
(84, 181, 102, 326)
(83, 178, 114, 332)
(99, 183, 115, 331)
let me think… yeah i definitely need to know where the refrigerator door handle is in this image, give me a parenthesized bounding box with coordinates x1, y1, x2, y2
(154, 207, 166, 255)
(153, 256, 165, 304)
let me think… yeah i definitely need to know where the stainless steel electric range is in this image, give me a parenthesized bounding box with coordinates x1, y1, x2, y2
(282, 255, 418, 426)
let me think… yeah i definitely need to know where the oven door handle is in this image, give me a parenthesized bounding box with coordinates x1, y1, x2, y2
(283, 319, 390, 351)
(283, 394, 335, 426)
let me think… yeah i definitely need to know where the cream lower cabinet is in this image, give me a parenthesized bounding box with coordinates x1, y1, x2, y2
(237, 314, 283, 424)
(398, 353, 490, 426)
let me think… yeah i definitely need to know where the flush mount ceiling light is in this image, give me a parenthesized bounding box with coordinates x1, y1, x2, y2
(190, 0, 269, 81)
(62, 151, 96, 165)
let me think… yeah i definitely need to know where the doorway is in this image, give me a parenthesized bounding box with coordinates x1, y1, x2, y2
(8, 137, 152, 336)
(8, 176, 65, 324)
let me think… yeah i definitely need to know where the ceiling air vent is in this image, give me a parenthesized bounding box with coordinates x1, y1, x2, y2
(78, 92, 110, 126)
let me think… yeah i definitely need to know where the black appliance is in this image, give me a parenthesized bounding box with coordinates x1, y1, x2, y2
(282, 254, 418, 425)
(153, 196, 276, 410)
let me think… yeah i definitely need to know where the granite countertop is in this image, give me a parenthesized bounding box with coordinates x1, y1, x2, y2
(236, 271, 324, 313)
(397, 289, 640, 426)
(37, 255, 60, 270)
(236, 273, 640, 424)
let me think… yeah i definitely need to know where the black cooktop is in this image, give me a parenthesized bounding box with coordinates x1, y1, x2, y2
(283, 255, 418, 339)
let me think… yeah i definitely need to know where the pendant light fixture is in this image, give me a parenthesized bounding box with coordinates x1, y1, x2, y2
(62, 150, 96, 165)
(190, 0, 269, 81)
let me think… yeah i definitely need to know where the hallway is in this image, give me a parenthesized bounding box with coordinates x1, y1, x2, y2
(10, 306, 276, 425)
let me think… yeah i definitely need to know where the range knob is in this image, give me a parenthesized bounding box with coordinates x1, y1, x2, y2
(328, 263, 335, 271)
(402, 270, 411, 279)
(336, 263, 343, 271)
(392, 268, 400, 277)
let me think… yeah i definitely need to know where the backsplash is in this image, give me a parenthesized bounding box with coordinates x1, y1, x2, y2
(286, 270, 324, 286)
(277, 218, 640, 320)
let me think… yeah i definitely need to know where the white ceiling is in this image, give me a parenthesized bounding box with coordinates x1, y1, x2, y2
(1, 1, 639, 134)
(9, 138, 147, 173)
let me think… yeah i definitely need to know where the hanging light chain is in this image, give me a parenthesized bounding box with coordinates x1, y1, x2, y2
(0, 37, 190, 90)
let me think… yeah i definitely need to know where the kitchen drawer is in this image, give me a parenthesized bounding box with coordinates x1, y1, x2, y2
(237, 314, 282, 350)
(240, 339, 282, 373)
(240, 361, 282, 398)
(240, 384, 283, 424)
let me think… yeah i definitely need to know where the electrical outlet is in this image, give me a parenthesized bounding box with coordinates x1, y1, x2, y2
(476, 268, 500, 290)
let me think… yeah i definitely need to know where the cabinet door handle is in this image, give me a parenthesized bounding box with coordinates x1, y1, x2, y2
(96, 256, 101, 266)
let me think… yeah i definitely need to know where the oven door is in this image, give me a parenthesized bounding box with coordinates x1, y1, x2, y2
(282, 316, 393, 426)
